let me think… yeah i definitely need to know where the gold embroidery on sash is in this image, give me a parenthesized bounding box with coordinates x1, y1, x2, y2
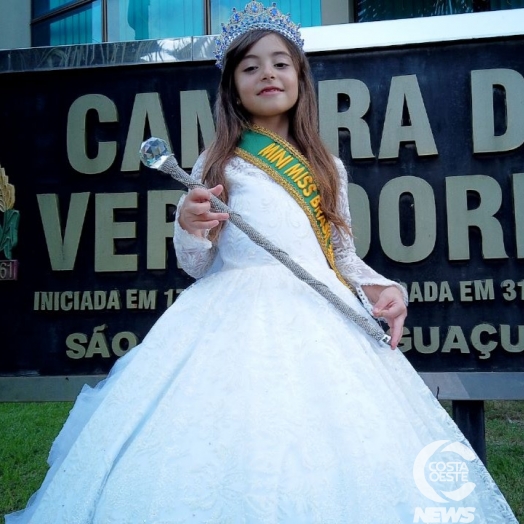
(236, 125, 356, 295)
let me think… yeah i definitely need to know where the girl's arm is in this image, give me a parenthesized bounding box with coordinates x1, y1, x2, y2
(173, 153, 228, 279)
(331, 157, 408, 348)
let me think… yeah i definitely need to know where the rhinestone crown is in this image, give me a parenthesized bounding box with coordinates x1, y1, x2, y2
(214, 1, 304, 70)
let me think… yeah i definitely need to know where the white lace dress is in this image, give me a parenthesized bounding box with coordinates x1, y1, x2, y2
(6, 155, 518, 523)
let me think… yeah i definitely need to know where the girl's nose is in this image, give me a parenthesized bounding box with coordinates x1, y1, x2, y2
(261, 63, 275, 79)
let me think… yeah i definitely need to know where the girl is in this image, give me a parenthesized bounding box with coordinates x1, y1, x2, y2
(6, 2, 518, 522)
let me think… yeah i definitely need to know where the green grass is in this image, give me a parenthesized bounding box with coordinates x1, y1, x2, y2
(0, 402, 73, 516)
(440, 400, 524, 523)
(483, 401, 524, 522)
(1, 401, 523, 521)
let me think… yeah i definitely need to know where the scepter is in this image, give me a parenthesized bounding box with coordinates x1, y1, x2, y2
(139, 137, 391, 347)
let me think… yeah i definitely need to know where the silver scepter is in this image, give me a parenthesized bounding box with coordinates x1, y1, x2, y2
(139, 137, 391, 347)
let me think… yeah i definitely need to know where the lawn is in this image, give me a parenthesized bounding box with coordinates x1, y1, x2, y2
(1, 400, 523, 521)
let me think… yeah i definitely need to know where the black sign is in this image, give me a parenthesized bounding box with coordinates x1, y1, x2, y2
(0, 36, 523, 376)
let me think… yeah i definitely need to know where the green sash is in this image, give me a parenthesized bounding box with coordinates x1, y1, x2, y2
(236, 125, 355, 295)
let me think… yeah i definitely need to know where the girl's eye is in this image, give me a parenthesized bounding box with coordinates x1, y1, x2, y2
(275, 62, 290, 69)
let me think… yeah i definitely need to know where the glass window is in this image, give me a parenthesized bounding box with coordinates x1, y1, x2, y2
(210, 0, 322, 34)
(31, 0, 524, 47)
(108, 0, 321, 41)
(275, 0, 322, 27)
(32, 0, 102, 46)
(356, 0, 471, 22)
(489, 0, 524, 8)
(108, 0, 205, 42)
(356, 0, 524, 22)
(33, 0, 84, 18)
(29, 0, 336, 47)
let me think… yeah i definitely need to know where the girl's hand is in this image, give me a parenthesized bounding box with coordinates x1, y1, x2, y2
(371, 286, 407, 350)
(178, 184, 229, 237)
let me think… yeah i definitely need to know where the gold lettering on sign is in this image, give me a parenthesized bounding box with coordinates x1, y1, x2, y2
(405, 281, 454, 303)
(95, 192, 138, 272)
(318, 79, 374, 159)
(37, 190, 186, 273)
(37, 193, 90, 271)
(400, 325, 524, 358)
(67, 94, 118, 174)
(33, 290, 122, 311)
(180, 90, 215, 168)
(459, 280, 494, 302)
(501, 279, 524, 301)
(66, 325, 139, 359)
(126, 289, 157, 309)
(378, 75, 438, 159)
(446, 176, 508, 261)
(471, 68, 524, 153)
(379, 176, 436, 263)
(121, 93, 173, 172)
(147, 190, 186, 269)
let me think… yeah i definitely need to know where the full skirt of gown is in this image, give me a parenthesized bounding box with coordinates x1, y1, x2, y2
(6, 160, 518, 523)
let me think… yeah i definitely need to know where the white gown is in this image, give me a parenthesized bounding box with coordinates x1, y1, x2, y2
(6, 155, 518, 524)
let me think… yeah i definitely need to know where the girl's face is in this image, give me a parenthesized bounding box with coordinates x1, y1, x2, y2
(233, 33, 299, 129)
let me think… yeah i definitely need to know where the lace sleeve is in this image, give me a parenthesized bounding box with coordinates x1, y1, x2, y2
(173, 152, 218, 279)
(331, 157, 408, 314)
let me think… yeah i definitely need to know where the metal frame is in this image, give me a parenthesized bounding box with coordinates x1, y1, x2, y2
(1, 372, 523, 402)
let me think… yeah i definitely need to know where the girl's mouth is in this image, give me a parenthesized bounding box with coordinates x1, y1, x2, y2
(258, 87, 283, 95)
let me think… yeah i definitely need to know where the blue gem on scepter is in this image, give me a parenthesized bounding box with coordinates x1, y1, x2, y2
(139, 137, 171, 169)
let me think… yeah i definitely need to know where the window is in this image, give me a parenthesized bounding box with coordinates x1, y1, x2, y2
(31, 0, 524, 47)
(33, 0, 102, 46)
(355, 0, 524, 22)
(209, 0, 321, 34)
(33, 0, 86, 18)
(31, 0, 322, 46)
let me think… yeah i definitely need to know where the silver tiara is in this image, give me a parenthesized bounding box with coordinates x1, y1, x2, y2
(214, 1, 304, 70)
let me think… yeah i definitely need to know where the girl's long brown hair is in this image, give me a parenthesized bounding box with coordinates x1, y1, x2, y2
(202, 29, 350, 239)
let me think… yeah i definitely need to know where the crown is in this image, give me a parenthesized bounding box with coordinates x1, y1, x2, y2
(214, 1, 304, 70)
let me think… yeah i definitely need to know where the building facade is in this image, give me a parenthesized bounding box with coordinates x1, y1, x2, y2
(2, 0, 524, 50)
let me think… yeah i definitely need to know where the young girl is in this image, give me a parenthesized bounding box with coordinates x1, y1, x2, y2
(6, 2, 518, 523)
